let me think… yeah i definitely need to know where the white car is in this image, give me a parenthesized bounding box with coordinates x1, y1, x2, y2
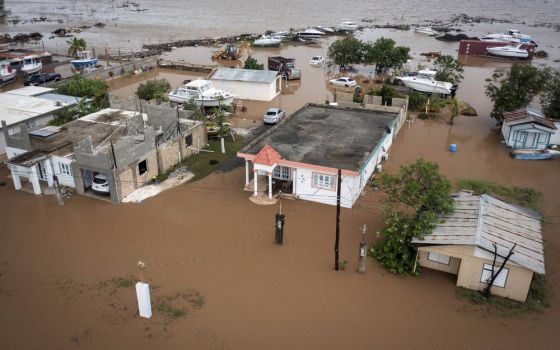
(329, 77, 357, 87)
(92, 173, 110, 194)
(263, 108, 286, 124)
(309, 56, 325, 66)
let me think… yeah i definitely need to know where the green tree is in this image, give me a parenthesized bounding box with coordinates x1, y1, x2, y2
(408, 91, 428, 111)
(327, 37, 365, 67)
(433, 55, 464, 85)
(541, 68, 560, 119)
(485, 63, 545, 120)
(243, 56, 264, 70)
(56, 75, 109, 109)
(379, 84, 394, 105)
(66, 37, 86, 57)
(371, 159, 453, 275)
(363, 37, 410, 73)
(136, 79, 171, 102)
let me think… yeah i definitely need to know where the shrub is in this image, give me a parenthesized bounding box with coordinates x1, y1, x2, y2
(56, 75, 109, 109)
(408, 91, 428, 111)
(136, 79, 171, 102)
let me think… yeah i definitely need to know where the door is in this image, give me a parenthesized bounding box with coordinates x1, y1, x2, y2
(536, 132, 549, 150)
(81, 169, 94, 190)
(37, 161, 48, 181)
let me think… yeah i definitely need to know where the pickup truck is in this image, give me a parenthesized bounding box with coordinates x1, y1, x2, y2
(267, 56, 301, 80)
(24, 72, 62, 86)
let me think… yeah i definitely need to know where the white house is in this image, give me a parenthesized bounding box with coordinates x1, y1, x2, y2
(237, 103, 407, 208)
(501, 108, 557, 150)
(209, 68, 281, 101)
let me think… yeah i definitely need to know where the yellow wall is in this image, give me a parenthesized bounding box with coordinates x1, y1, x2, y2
(418, 250, 461, 275)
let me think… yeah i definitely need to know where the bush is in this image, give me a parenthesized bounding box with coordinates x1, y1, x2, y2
(456, 179, 540, 210)
(56, 75, 109, 109)
(136, 79, 171, 102)
(380, 84, 394, 105)
(408, 91, 428, 111)
(243, 56, 264, 70)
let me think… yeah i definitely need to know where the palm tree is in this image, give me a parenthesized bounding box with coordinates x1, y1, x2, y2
(66, 37, 86, 57)
(448, 97, 460, 125)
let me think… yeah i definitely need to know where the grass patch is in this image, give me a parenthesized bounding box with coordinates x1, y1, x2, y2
(186, 136, 245, 182)
(156, 299, 188, 319)
(98, 275, 136, 289)
(456, 274, 549, 317)
(456, 179, 540, 210)
(417, 112, 440, 120)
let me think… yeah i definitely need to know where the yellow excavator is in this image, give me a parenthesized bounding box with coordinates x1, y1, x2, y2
(211, 42, 252, 60)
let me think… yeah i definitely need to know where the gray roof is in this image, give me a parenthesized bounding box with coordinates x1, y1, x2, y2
(211, 68, 279, 84)
(38, 93, 88, 105)
(412, 192, 545, 274)
(240, 104, 398, 171)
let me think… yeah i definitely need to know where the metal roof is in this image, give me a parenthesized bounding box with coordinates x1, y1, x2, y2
(39, 93, 86, 105)
(211, 68, 279, 84)
(4, 86, 54, 97)
(412, 191, 545, 274)
(502, 108, 556, 130)
(0, 93, 74, 128)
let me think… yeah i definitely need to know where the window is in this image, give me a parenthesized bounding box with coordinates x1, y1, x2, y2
(24, 120, 37, 130)
(480, 264, 509, 288)
(273, 166, 290, 180)
(58, 162, 72, 176)
(138, 160, 148, 175)
(185, 134, 193, 147)
(312, 173, 335, 190)
(427, 252, 450, 265)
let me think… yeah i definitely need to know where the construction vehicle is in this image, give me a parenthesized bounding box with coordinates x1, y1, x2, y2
(267, 56, 301, 80)
(211, 42, 251, 60)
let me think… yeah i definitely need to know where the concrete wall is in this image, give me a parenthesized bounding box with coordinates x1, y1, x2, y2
(550, 122, 560, 145)
(364, 95, 382, 105)
(292, 166, 356, 208)
(156, 120, 206, 173)
(116, 149, 159, 198)
(2, 122, 32, 155)
(418, 250, 461, 274)
(210, 78, 280, 101)
(456, 254, 534, 302)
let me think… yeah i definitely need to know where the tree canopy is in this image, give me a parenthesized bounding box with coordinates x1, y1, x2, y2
(371, 159, 453, 275)
(541, 68, 560, 119)
(56, 75, 109, 109)
(363, 37, 409, 73)
(485, 63, 545, 120)
(433, 55, 464, 85)
(66, 37, 86, 57)
(136, 79, 171, 102)
(327, 37, 365, 67)
(243, 56, 264, 70)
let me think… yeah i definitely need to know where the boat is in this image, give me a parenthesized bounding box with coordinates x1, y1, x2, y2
(21, 56, 42, 75)
(486, 44, 529, 59)
(168, 79, 234, 107)
(253, 35, 282, 47)
(510, 149, 560, 160)
(396, 70, 456, 95)
(336, 21, 358, 32)
(295, 29, 326, 39)
(314, 26, 335, 34)
(482, 30, 535, 44)
(70, 51, 98, 69)
(0, 62, 16, 83)
(273, 31, 289, 39)
(481, 34, 521, 43)
(414, 27, 440, 36)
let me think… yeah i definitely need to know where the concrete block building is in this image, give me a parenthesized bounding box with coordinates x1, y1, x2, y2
(237, 103, 407, 208)
(412, 191, 545, 302)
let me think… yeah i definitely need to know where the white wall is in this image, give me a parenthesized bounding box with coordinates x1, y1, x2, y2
(211, 79, 280, 101)
(292, 167, 356, 208)
(550, 122, 560, 145)
(5, 146, 27, 159)
(51, 155, 76, 188)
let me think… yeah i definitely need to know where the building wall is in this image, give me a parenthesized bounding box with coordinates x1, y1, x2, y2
(550, 122, 560, 145)
(456, 255, 534, 302)
(292, 166, 356, 208)
(156, 121, 206, 173)
(418, 250, 461, 274)
(210, 79, 280, 101)
(51, 155, 75, 188)
(503, 123, 551, 150)
(116, 149, 159, 199)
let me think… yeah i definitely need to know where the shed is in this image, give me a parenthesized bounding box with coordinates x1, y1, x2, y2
(412, 191, 544, 302)
(500, 108, 556, 150)
(209, 68, 281, 101)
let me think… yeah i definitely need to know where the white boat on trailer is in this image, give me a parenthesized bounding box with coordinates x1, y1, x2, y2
(296, 28, 326, 39)
(414, 27, 440, 36)
(0, 62, 16, 83)
(397, 70, 456, 95)
(336, 21, 358, 32)
(168, 79, 234, 107)
(21, 56, 42, 75)
(486, 44, 529, 59)
(253, 35, 282, 47)
(314, 26, 335, 34)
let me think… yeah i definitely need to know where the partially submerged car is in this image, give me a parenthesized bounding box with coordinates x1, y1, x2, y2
(329, 76, 357, 87)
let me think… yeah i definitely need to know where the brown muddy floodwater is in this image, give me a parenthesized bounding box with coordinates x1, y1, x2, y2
(2, 19, 560, 350)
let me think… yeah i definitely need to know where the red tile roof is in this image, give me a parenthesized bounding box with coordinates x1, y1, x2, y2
(503, 109, 557, 129)
(254, 145, 282, 166)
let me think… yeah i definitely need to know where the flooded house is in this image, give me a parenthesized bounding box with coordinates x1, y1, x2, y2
(412, 191, 545, 302)
(0, 86, 82, 159)
(209, 68, 282, 101)
(3, 106, 206, 203)
(501, 108, 559, 150)
(237, 103, 407, 208)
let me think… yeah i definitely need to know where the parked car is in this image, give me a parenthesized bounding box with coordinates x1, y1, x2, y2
(91, 173, 110, 195)
(329, 77, 357, 87)
(263, 108, 285, 124)
(309, 56, 325, 66)
(24, 72, 62, 86)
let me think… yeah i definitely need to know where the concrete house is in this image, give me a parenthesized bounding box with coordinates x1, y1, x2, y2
(412, 191, 545, 302)
(501, 108, 557, 150)
(4, 105, 206, 203)
(237, 103, 407, 208)
(209, 68, 281, 101)
(0, 86, 81, 158)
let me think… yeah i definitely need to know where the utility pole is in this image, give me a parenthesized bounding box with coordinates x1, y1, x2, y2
(275, 191, 284, 244)
(334, 169, 342, 271)
(359, 224, 367, 273)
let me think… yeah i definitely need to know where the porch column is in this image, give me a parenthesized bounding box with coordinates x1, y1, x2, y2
(245, 160, 250, 186)
(268, 172, 272, 199)
(11, 167, 22, 190)
(253, 170, 258, 196)
(30, 165, 42, 195)
(45, 160, 54, 187)
(292, 168, 297, 194)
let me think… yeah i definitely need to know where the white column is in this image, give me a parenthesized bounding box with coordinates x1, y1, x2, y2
(30, 165, 42, 195)
(268, 172, 272, 199)
(11, 167, 22, 190)
(245, 160, 250, 186)
(253, 170, 258, 196)
(292, 168, 297, 194)
(45, 160, 54, 187)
